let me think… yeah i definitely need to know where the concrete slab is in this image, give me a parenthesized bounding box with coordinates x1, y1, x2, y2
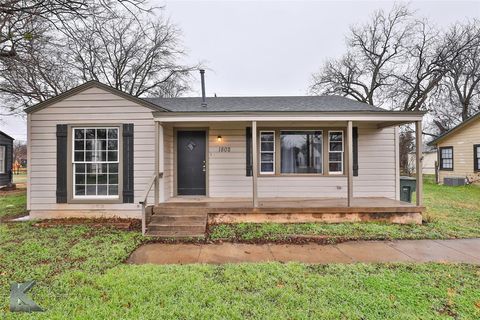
(127, 239, 480, 265)
(388, 240, 480, 264)
(268, 244, 353, 263)
(127, 243, 201, 265)
(433, 239, 480, 260)
(335, 241, 414, 263)
(198, 243, 274, 264)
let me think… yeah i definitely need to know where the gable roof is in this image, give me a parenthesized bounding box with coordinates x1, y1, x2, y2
(146, 95, 386, 113)
(24, 80, 169, 114)
(428, 111, 480, 146)
(0, 130, 14, 141)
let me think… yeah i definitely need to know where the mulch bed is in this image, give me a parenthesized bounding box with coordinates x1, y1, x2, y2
(34, 218, 141, 231)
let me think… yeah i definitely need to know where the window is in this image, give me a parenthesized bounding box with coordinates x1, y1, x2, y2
(328, 131, 344, 174)
(474, 144, 480, 172)
(0, 145, 5, 174)
(280, 131, 322, 174)
(439, 146, 453, 170)
(260, 131, 275, 174)
(72, 127, 119, 198)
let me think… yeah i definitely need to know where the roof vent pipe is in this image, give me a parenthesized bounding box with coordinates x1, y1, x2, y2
(200, 69, 207, 107)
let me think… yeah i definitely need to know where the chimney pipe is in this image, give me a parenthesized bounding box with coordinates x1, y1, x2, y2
(200, 69, 207, 107)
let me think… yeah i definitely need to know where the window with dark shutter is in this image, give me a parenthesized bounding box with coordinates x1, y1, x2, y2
(439, 146, 454, 171)
(474, 144, 480, 172)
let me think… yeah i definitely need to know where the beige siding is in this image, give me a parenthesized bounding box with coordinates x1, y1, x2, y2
(28, 87, 156, 219)
(438, 118, 480, 182)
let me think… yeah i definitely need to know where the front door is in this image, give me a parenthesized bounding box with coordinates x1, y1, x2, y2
(177, 130, 206, 195)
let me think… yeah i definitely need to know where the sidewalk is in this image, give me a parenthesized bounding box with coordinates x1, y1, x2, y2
(127, 238, 480, 265)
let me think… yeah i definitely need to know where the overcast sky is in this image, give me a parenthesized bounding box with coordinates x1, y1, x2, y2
(1, 0, 479, 141)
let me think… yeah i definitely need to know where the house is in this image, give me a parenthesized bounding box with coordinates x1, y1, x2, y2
(0, 130, 14, 188)
(25, 77, 425, 237)
(408, 146, 437, 175)
(428, 112, 480, 185)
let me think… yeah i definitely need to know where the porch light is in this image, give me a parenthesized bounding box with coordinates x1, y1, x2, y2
(217, 135, 222, 142)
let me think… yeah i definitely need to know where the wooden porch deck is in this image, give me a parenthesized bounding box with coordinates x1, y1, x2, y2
(145, 197, 425, 238)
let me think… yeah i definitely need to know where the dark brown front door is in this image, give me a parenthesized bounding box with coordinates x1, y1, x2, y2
(177, 130, 206, 195)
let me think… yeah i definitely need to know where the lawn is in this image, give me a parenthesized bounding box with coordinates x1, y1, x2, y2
(1, 221, 479, 319)
(209, 180, 480, 242)
(1, 180, 480, 318)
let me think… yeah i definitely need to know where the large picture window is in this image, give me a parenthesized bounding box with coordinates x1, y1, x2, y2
(474, 144, 480, 172)
(280, 131, 322, 174)
(439, 146, 453, 170)
(328, 131, 344, 174)
(0, 145, 5, 174)
(72, 127, 119, 198)
(260, 131, 275, 174)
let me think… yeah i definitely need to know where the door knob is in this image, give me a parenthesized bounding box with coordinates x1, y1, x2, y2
(202, 161, 206, 172)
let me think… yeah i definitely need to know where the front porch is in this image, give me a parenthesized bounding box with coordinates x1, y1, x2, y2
(144, 197, 425, 237)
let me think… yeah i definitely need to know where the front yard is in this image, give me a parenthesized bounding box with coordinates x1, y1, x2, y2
(1, 178, 480, 318)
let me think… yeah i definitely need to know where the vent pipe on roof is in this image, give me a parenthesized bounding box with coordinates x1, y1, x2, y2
(200, 69, 207, 107)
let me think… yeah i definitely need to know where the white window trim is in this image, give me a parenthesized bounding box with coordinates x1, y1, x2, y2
(279, 130, 323, 175)
(71, 127, 120, 200)
(328, 130, 344, 175)
(259, 131, 275, 174)
(0, 145, 5, 174)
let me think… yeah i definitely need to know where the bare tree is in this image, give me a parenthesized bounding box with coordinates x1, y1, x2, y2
(0, 0, 150, 57)
(67, 9, 197, 97)
(310, 4, 414, 106)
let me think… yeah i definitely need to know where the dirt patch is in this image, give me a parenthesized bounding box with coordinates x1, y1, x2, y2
(34, 218, 141, 231)
(0, 187, 26, 196)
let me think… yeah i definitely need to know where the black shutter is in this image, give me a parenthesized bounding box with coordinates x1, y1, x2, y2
(56, 124, 68, 203)
(353, 127, 359, 176)
(6, 143, 13, 184)
(246, 127, 252, 176)
(123, 124, 134, 203)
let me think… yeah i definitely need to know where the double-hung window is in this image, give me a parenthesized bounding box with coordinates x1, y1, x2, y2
(260, 131, 275, 174)
(280, 131, 323, 174)
(0, 145, 5, 174)
(328, 131, 344, 174)
(73, 127, 119, 199)
(439, 146, 453, 170)
(474, 144, 480, 172)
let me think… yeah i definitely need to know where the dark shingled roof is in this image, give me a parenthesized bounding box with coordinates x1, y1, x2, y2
(145, 95, 386, 112)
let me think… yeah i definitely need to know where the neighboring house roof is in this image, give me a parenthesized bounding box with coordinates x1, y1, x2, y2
(428, 111, 480, 146)
(146, 96, 386, 113)
(24, 80, 169, 114)
(0, 130, 14, 141)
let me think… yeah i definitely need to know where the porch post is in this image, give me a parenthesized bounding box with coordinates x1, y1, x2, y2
(415, 120, 423, 206)
(252, 120, 258, 208)
(347, 121, 353, 207)
(154, 121, 160, 205)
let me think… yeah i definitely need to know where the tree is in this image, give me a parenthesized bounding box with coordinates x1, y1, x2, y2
(66, 9, 196, 97)
(0, 0, 149, 57)
(310, 4, 414, 107)
(0, 5, 198, 115)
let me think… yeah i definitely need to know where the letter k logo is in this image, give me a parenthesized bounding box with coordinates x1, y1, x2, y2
(10, 280, 43, 312)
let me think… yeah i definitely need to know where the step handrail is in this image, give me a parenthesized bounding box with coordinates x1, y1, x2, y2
(139, 172, 163, 235)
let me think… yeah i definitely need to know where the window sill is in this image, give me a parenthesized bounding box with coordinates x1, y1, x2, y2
(68, 197, 123, 204)
(258, 174, 346, 178)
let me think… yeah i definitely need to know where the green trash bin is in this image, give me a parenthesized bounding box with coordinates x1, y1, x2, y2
(400, 176, 416, 203)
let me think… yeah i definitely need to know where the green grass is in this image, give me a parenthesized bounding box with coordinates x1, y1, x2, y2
(0, 191, 26, 220)
(209, 180, 480, 242)
(0, 188, 479, 318)
(1, 222, 479, 319)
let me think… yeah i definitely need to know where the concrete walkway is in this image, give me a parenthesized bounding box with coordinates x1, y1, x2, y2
(127, 238, 480, 265)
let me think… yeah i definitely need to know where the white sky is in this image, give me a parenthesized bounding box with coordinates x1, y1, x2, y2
(1, 0, 479, 141)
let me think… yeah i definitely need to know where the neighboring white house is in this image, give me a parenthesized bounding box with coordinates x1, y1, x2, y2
(25, 80, 425, 236)
(408, 148, 437, 175)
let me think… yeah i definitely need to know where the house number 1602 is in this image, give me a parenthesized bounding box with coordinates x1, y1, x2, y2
(218, 146, 231, 153)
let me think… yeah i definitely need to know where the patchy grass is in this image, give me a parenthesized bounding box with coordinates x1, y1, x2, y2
(209, 180, 480, 242)
(0, 189, 26, 220)
(0, 190, 479, 318)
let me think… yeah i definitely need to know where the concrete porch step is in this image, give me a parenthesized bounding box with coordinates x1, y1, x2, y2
(145, 229, 206, 238)
(152, 207, 208, 215)
(150, 215, 207, 224)
(147, 223, 206, 232)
